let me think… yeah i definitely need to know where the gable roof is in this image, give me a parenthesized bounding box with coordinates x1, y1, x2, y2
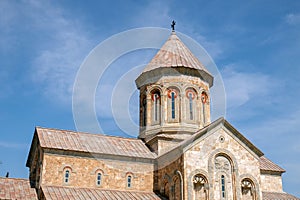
(28, 127, 156, 162)
(158, 117, 286, 174)
(262, 192, 299, 200)
(260, 156, 286, 173)
(41, 185, 162, 200)
(0, 177, 37, 200)
(136, 31, 213, 87)
(159, 117, 264, 160)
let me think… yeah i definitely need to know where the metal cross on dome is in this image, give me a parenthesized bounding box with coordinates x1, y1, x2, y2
(171, 20, 176, 31)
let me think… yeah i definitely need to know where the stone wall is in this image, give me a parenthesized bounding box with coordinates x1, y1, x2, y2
(41, 152, 154, 191)
(156, 153, 184, 200)
(260, 173, 283, 192)
(183, 125, 262, 200)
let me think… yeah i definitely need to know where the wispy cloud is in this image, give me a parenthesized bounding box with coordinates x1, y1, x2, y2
(27, 1, 94, 104)
(0, 141, 27, 149)
(222, 64, 276, 109)
(0, 1, 95, 104)
(285, 13, 300, 25)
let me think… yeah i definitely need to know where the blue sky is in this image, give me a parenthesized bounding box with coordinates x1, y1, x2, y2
(0, 0, 300, 196)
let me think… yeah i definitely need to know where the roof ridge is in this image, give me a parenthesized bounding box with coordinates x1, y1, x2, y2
(36, 126, 140, 141)
(0, 177, 30, 181)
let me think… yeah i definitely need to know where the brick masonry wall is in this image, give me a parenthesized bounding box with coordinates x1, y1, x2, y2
(41, 153, 154, 191)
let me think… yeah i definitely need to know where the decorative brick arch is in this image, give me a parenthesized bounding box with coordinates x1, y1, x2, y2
(208, 149, 240, 200)
(59, 164, 75, 173)
(91, 168, 106, 175)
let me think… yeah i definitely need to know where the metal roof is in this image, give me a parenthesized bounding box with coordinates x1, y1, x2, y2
(260, 156, 286, 173)
(0, 177, 37, 200)
(262, 192, 299, 200)
(41, 185, 162, 200)
(35, 127, 156, 159)
(141, 31, 210, 74)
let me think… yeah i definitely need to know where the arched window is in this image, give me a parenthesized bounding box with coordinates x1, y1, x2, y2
(201, 92, 208, 123)
(96, 172, 102, 186)
(241, 179, 255, 200)
(221, 175, 226, 199)
(171, 91, 175, 119)
(167, 89, 178, 121)
(127, 175, 132, 188)
(64, 170, 70, 184)
(214, 154, 235, 200)
(186, 89, 196, 121)
(142, 98, 147, 126)
(189, 92, 193, 120)
(193, 174, 208, 200)
(152, 92, 160, 122)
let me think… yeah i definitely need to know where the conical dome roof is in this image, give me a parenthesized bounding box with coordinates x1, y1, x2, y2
(136, 31, 213, 88)
(143, 31, 209, 73)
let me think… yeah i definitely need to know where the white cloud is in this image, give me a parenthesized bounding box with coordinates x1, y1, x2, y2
(285, 13, 300, 25)
(222, 64, 276, 109)
(27, 1, 94, 104)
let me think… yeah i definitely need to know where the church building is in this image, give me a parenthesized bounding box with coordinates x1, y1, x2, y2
(1, 27, 299, 200)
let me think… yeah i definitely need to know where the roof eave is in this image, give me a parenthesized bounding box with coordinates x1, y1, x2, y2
(135, 67, 213, 89)
(25, 128, 38, 168)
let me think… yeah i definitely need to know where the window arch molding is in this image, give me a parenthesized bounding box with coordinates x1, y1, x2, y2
(150, 88, 162, 124)
(91, 168, 106, 175)
(62, 166, 72, 184)
(92, 169, 105, 187)
(125, 172, 134, 189)
(207, 149, 239, 200)
(140, 93, 147, 127)
(239, 174, 261, 200)
(185, 87, 198, 121)
(165, 86, 180, 122)
(59, 164, 75, 173)
(188, 169, 209, 200)
(200, 90, 209, 104)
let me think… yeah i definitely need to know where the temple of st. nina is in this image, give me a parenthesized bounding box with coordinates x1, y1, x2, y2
(1, 27, 299, 200)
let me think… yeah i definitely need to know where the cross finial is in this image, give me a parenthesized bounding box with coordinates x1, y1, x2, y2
(171, 20, 176, 31)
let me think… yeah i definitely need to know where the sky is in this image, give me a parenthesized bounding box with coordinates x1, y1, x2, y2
(0, 0, 299, 196)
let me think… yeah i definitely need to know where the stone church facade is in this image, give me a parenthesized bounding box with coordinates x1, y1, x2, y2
(1, 30, 299, 200)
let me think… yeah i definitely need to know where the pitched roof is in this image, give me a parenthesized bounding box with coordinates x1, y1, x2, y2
(157, 118, 286, 173)
(0, 177, 37, 200)
(260, 156, 286, 173)
(136, 31, 213, 87)
(262, 192, 300, 200)
(41, 185, 162, 200)
(158, 117, 264, 160)
(142, 31, 209, 73)
(34, 127, 156, 159)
